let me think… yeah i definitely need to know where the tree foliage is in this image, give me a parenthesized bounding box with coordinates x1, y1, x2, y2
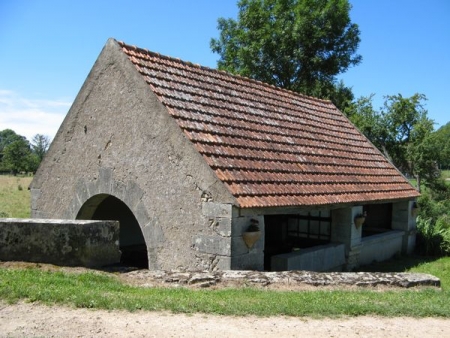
(348, 93, 439, 191)
(0, 129, 25, 154)
(0, 129, 50, 174)
(2, 138, 33, 175)
(434, 122, 450, 169)
(31, 134, 51, 162)
(210, 0, 361, 102)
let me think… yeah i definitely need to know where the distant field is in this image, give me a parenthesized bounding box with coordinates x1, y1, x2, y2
(442, 170, 450, 181)
(408, 170, 450, 188)
(0, 175, 33, 218)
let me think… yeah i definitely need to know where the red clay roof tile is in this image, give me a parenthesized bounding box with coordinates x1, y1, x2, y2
(118, 40, 420, 208)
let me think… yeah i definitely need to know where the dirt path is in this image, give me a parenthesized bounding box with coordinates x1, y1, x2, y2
(1, 301, 449, 338)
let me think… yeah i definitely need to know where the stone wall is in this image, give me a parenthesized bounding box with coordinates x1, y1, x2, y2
(271, 243, 346, 272)
(359, 230, 404, 266)
(30, 39, 236, 271)
(0, 218, 120, 267)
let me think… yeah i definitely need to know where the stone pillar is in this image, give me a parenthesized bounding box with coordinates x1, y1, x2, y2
(331, 206, 363, 271)
(197, 202, 235, 270)
(392, 200, 417, 254)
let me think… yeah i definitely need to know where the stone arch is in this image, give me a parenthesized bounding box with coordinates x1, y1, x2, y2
(65, 168, 163, 269)
(76, 194, 148, 268)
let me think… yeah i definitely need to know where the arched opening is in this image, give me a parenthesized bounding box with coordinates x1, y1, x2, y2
(76, 194, 148, 268)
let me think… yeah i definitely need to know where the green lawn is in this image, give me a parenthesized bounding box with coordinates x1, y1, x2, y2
(442, 170, 450, 185)
(1, 256, 449, 317)
(1, 175, 449, 317)
(0, 175, 32, 218)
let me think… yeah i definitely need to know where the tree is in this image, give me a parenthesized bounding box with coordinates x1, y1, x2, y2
(2, 138, 33, 175)
(0, 129, 27, 171)
(381, 93, 430, 177)
(31, 134, 51, 162)
(210, 0, 361, 101)
(434, 122, 450, 170)
(349, 93, 439, 191)
(347, 94, 389, 155)
(405, 116, 439, 191)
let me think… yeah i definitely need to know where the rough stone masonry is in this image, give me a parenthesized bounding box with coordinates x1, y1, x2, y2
(0, 218, 120, 267)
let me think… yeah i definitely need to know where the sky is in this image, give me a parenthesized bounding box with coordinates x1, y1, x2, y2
(1, 0, 449, 142)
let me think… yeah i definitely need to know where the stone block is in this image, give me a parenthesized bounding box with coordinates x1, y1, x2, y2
(125, 180, 144, 209)
(193, 235, 231, 256)
(133, 200, 150, 230)
(111, 180, 127, 202)
(0, 219, 120, 267)
(215, 256, 231, 270)
(202, 202, 233, 218)
(75, 180, 90, 206)
(211, 217, 232, 237)
(143, 219, 165, 248)
(30, 188, 41, 211)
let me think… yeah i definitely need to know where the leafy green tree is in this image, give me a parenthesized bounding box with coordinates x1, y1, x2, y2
(381, 93, 430, 177)
(210, 0, 361, 102)
(2, 138, 33, 175)
(349, 93, 439, 191)
(434, 122, 450, 170)
(31, 134, 51, 162)
(347, 94, 389, 155)
(0, 129, 27, 171)
(406, 116, 439, 191)
(0, 129, 24, 153)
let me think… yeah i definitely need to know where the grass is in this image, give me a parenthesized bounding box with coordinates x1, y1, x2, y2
(1, 256, 450, 317)
(442, 170, 450, 180)
(0, 175, 33, 218)
(1, 174, 449, 317)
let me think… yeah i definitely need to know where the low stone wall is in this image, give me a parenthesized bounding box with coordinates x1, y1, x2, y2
(360, 230, 404, 266)
(271, 243, 346, 272)
(121, 269, 441, 289)
(0, 218, 120, 267)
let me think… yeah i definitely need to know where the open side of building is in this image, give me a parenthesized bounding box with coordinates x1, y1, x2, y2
(30, 38, 420, 271)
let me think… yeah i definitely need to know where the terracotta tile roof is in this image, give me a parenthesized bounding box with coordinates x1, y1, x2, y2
(117, 40, 420, 208)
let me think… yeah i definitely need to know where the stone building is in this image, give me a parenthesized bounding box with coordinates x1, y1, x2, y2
(30, 38, 420, 271)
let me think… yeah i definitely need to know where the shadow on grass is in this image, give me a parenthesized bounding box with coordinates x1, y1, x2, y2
(355, 254, 437, 273)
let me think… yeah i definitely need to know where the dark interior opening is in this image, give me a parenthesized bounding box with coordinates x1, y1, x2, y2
(264, 211, 331, 271)
(362, 203, 393, 237)
(77, 194, 148, 268)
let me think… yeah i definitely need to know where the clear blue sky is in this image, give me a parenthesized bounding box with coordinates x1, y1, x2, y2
(1, 0, 449, 141)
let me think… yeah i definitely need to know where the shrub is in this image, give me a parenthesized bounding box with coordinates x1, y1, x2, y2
(416, 216, 450, 256)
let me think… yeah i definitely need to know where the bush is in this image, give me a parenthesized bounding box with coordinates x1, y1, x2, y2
(416, 216, 450, 256)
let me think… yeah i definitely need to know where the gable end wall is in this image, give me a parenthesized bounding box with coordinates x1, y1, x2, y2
(31, 39, 236, 270)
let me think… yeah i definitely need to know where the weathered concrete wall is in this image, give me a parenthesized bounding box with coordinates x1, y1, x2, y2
(359, 230, 404, 266)
(30, 39, 236, 271)
(331, 206, 362, 270)
(0, 218, 120, 267)
(392, 200, 417, 254)
(271, 243, 346, 272)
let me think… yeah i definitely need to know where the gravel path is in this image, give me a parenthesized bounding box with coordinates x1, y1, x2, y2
(1, 301, 450, 338)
